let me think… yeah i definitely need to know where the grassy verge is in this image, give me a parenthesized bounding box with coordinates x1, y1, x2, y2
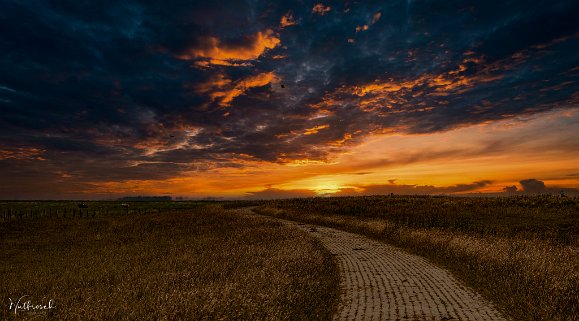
(0, 204, 339, 320)
(254, 196, 579, 321)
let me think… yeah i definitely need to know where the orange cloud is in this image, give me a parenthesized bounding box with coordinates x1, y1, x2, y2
(355, 12, 381, 33)
(194, 73, 231, 95)
(0, 147, 45, 161)
(280, 12, 297, 27)
(311, 53, 512, 115)
(222, 72, 276, 105)
(356, 25, 369, 32)
(312, 4, 331, 15)
(203, 72, 277, 107)
(353, 81, 409, 95)
(81, 109, 579, 199)
(371, 12, 382, 24)
(304, 124, 330, 135)
(178, 29, 280, 66)
(281, 159, 335, 167)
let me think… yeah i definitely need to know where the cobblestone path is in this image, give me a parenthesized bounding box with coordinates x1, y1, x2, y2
(242, 209, 509, 321)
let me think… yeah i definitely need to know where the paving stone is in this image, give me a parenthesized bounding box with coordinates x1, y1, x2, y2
(291, 223, 509, 321)
(238, 209, 508, 321)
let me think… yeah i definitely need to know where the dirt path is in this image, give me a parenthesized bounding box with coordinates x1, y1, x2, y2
(240, 210, 508, 321)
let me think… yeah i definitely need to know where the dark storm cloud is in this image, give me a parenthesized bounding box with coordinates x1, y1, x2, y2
(1, 0, 578, 197)
(513, 179, 579, 195)
(519, 179, 547, 194)
(503, 185, 518, 194)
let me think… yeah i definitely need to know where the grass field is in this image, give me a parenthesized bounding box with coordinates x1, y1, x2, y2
(0, 204, 339, 320)
(252, 195, 579, 321)
(0, 200, 216, 220)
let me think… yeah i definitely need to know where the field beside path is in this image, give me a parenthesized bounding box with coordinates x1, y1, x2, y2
(0, 204, 339, 320)
(251, 195, 579, 321)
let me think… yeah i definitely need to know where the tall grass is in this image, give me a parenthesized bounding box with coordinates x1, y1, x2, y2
(0, 200, 215, 220)
(255, 195, 579, 321)
(0, 205, 339, 320)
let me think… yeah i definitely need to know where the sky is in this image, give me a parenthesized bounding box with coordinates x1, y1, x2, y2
(1, 0, 578, 199)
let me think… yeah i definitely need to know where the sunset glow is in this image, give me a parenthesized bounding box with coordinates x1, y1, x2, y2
(1, 1, 578, 199)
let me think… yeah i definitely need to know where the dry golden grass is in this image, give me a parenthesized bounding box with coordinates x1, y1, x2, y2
(0, 205, 338, 320)
(255, 199, 579, 321)
(392, 227, 579, 321)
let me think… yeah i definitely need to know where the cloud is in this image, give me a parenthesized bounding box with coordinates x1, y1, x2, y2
(503, 185, 518, 193)
(520, 179, 547, 193)
(312, 4, 331, 15)
(0, 146, 45, 161)
(177, 30, 280, 66)
(280, 12, 297, 28)
(303, 124, 330, 135)
(352, 180, 493, 196)
(371, 12, 382, 25)
(245, 188, 316, 200)
(507, 179, 579, 195)
(203, 72, 277, 107)
(246, 180, 494, 199)
(1, 0, 578, 198)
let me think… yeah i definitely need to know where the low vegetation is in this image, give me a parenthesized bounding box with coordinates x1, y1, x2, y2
(0, 200, 214, 220)
(253, 195, 579, 321)
(0, 204, 339, 320)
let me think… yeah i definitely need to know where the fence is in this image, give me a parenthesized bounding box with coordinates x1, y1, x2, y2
(0, 206, 194, 222)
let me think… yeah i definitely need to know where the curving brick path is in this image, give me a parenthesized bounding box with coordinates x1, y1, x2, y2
(240, 210, 508, 321)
